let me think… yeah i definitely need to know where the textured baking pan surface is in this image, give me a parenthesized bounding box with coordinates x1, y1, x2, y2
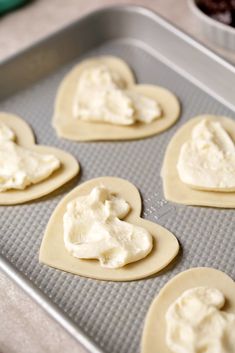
(0, 6, 235, 353)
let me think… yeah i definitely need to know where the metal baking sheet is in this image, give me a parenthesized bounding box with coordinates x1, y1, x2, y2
(1, 5, 235, 353)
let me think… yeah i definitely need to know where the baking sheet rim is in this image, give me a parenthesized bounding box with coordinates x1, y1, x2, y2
(1, 4, 235, 353)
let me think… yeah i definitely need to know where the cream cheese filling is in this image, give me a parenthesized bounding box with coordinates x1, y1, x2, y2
(166, 287, 235, 353)
(63, 185, 153, 268)
(72, 65, 161, 125)
(0, 122, 60, 191)
(177, 119, 235, 190)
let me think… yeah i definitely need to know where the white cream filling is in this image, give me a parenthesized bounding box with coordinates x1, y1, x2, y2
(0, 122, 15, 142)
(177, 119, 235, 190)
(0, 122, 60, 191)
(166, 287, 235, 353)
(72, 65, 161, 125)
(63, 186, 153, 268)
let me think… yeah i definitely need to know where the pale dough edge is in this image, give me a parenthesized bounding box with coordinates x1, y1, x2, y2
(0, 112, 79, 205)
(141, 267, 235, 353)
(39, 177, 179, 281)
(162, 115, 235, 208)
(53, 55, 180, 141)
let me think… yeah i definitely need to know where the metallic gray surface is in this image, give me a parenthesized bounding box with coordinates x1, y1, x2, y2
(0, 6, 235, 353)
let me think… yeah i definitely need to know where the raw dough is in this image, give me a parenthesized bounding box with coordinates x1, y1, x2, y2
(162, 115, 235, 208)
(53, 56, 180, 141)
(141, 267, 235, 353)
(39, 177, 179, 281)
(0, 112, 79, 205)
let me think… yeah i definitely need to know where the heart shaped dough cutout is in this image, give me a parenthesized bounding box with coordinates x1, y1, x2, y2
(141, 267, 235, 353)
(162, 115, 235, 208)
(0, 112, 79, 204)
(53, 56, 180, 141)
(39, 177, 179, 281)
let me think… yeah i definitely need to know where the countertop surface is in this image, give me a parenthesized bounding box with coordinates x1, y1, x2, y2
(0, 1, 234, 353)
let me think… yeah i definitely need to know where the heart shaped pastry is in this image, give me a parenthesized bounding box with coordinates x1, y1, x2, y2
(162, 115, 235, 208)
(141, 267, 235, 353)
(39, 177, 179, 281)
(53, 56, 180, 141)
(0, 112, 79, 204)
